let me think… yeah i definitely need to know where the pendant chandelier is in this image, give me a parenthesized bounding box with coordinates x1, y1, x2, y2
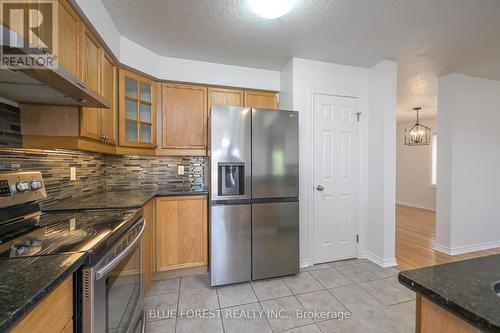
(404, 107, 431, 146)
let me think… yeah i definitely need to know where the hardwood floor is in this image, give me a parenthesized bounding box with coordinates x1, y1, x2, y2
(395, 204, 500, 271)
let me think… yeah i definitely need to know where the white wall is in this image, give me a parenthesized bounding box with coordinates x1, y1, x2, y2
(279, 59, 293, 110)
(366, 60, 398, 267)
(396, 117, 437, 210)
(436, 73, 500, 255)
(73, 1, 280, 91)
(72, 0, 121, 57)
(280, 58, 397, 268)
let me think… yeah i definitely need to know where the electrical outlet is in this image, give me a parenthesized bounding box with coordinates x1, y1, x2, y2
(70, 167, 76, 181)
(177, 165, 185, 175)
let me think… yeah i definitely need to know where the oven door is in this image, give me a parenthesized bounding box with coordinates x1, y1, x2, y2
(82, 218, 146, 333)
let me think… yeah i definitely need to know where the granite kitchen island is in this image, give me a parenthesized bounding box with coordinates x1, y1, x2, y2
(399, 254, 500, 333)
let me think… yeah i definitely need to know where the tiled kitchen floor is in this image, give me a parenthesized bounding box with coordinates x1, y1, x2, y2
(145, 259, 415, 333)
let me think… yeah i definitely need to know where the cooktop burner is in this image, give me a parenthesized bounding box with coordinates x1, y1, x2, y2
(0, 209, 141, 264)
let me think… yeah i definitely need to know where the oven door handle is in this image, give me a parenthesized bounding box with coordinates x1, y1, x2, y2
(95, 218, 146, 280)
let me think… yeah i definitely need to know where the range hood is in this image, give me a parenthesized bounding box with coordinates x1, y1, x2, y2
(0, 26, 110, 108)
(0, 67, 110, 108)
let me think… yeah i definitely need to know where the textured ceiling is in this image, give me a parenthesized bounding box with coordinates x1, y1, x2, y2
(101, 0, 500, 121)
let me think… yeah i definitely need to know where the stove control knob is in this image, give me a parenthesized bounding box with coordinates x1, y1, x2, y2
(30, 180, 43, 190)
(16, 181, 30, 192)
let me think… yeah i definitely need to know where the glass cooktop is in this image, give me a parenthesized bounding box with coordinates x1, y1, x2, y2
(0, 209, 141, 264)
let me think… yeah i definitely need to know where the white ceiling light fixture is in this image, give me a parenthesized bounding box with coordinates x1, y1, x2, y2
(248, 0, 298, 19)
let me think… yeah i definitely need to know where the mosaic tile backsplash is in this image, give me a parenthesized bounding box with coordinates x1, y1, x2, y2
(0, 102, 22, 148)
(0, 148, 206, 205)
(0, 149, 106, 205)
(105, 155, 205, 189)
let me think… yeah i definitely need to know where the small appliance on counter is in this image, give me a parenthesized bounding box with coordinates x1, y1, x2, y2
(210, 107, 299, 286)
(0, 171, 146, 333)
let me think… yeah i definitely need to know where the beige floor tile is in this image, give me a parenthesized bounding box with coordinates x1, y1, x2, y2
(221, 302, 272, 333)
(260, 296, 314, 331)
(309, 268, 353, 289)
(217, 283, 258, 308)
(283, 272, 324, 295)
(252, 278, 293, 301)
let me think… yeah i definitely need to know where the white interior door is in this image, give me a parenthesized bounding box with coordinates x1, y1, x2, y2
(313, 93, 358, 264)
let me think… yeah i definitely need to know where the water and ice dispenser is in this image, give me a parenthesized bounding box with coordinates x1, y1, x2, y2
(218, 163, 245, 196)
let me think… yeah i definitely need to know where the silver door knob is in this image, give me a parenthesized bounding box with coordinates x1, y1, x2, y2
(316, 185, 325, 191)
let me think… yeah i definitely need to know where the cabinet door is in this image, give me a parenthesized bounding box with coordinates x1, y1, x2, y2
(244, 90, 279, 109)
(57, 0, 80, 78)
(162, 84, 208, 149)
(80, 28, 101, 141)
(208, 87, 244, 108)
(119, 69, 156, 148)
(155, 196, 207, 271)
(143, 199, 154, 294)
(11, 276, 73, 333)
(100, 52, 117, 145)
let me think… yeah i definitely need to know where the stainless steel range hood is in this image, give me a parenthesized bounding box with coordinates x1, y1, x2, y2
(0, 26, 110, 108)
(0, 66, 110, 108)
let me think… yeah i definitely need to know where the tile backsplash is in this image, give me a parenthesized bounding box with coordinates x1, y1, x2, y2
(0, 149, 106, 205)
(0, 148, 206, 204)
(0, 102, 22, 148)
(106, 155, 205, 189)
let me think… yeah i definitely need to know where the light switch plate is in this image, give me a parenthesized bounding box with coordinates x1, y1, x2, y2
(70, 167, 76, 181)
(69, 218, 76, 231)
(177, 165, 185, 175)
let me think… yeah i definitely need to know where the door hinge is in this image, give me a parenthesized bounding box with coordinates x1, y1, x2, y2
(355, 112, 362, 122)
(356, 235, 359, 243)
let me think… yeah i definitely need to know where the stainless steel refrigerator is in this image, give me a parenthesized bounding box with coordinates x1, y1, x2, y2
(210, 106, 299, 286)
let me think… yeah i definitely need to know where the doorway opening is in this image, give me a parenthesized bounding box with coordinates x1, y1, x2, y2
(395, 113, 438, 270)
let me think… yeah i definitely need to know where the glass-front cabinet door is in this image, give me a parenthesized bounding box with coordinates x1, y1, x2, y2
(119, 69, 156, 148)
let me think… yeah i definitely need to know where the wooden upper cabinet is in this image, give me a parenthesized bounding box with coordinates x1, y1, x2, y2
(244, 90, 279, 109)
(81, 28, 101, 91)
(208, 87, 244, 108)
(119, 69, 157, 148)
(155, 196, 208, 272)
(80, 28, 102, 141)
(162, 83, 208, 149)
(57, 0, 80, 78)
(100, 52, 117, 145)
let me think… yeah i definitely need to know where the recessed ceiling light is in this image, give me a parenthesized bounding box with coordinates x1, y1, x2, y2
(248, 0, 298, 19)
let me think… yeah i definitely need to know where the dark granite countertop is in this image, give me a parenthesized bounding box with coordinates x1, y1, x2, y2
(0, 253, 85, 332)
(41, 186, 209, 211)
(399, 254, 500, 332)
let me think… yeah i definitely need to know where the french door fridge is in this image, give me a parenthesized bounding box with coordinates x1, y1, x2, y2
(210, 106, 299, 286)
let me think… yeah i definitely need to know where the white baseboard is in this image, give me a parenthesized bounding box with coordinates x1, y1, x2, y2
(434, 240, 500, 256)
(363, 251, 397, 268)
(396, 200, 436, 211)
(433, 243, 452, 255)
(299, 258, 310, 268)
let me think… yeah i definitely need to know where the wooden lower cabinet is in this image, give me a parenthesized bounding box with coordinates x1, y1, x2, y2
(11, 276, 73, 333)
(155, 196, 208, 272)
(61, 319, 73, 333)
(143, 199, 154, 294)
(416, 295, 479, 333)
